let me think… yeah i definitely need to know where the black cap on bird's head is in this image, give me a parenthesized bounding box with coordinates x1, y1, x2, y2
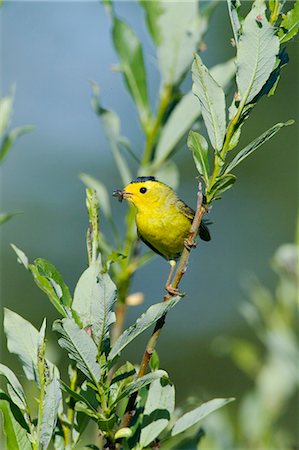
(130, 176, 157, 183)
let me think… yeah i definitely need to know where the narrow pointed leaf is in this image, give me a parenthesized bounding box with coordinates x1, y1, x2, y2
(0, 95, 13, 136)
(0, 126, 33, 163)
(40, 376, 61, 449)
(140, 377, 175, 447)
(4, 310, 58, 386)
(227, 0, 241, 45)
(192, 54, 226, 151)
(112, 17, 150, 125)
(53, 318, 101, 383)
(171, 398, 235, 436)
(154, 59, 235, 165)
(80, 173, 112, 219)
(138, 0, 163, 45)
(225, 120, 294, 173)
(10, 244, 29, 269)
(0, 392, 31, 450)
(34, 258, 72, 308)
(187, 131, 210, 184)
(156, 1, 207, 85)
(0, 364, 27, 411)
(29, 265, 68, 317)
(10, 245, 69, 317)
(91, 82, 132, 186)
(60, 380, 97, 411)
(236, 1, 279, 105)
(108, 297, 181, 361)
(279, 0, 299, 43)
(209, 174, 236, 199)
(72, 260, 116, 346)
(114, 370, 168, 404)
(0, 212, 20, 225)
(4, 308, 40, 382)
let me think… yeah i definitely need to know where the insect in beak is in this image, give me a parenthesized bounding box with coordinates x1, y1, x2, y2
(112, 190, 132, 202)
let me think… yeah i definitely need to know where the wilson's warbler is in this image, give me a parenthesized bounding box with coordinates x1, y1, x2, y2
(113, 176, 210, 261)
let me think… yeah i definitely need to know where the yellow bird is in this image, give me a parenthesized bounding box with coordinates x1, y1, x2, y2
(113, 176, 210, 294)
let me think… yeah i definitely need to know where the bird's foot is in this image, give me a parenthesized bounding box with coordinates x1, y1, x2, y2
(184, 239, 197, 252)
(165, 284, 184, 297)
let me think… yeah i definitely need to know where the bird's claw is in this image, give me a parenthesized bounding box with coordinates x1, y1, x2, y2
(184, 239, 197, 252)
(165, 284, 184, 297)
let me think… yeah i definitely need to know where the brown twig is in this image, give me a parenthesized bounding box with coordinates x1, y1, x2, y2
(119, 181, 206, 430)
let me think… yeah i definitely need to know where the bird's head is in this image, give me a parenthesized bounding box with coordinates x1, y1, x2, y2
(113, 176, 173, 211)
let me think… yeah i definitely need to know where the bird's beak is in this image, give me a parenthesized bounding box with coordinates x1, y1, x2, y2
(112, 189, 133, 202)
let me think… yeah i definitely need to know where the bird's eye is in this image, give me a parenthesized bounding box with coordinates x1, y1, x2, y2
(140, 187, 147, 194)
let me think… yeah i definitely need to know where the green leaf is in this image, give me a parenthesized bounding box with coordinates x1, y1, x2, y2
(227, 0, 241, 45)
(0, 95, 13, 136)
(155, 1, 207, 85)
(72, 260, 116, 347)
(108, 296, 181, 361)
(40, 376, 62, 449)
(0, 364, 27, 411)
(192, 54, 226, 152)
(97, 415, 116, 432)
(149, 350, 160, 372)
(140, 377, 175, 447)
(4, 308, 40, 382)
(0, 212, 21, 225)
(171, 398, 235, 436)
(0, 126, 33, 163)
(224, 120, 294, 173)
(111, 17, 150, 127)
(29, 265, 68, 318)
(154, 59, 235, 165)
(279, 0, 299, 43)
(187, 131, 210, 185)
(53, 318, 101, 383)
(208, 174, 236, 199)
(0, 392, 31, 450)
(111, 362, 136, 387)
(10, 244, 70, 317)
(60, 380, 97, 412)
(34, 258, 72, 308)
(80, 173, 112, 220)
(75, 401, 99, 420)
(139, 0, 163, 45)
(236, 1, 279, 105)
(109, 362, 136, 405)
(114, 370, 168, 404)
(90, 82, 132, 186)
(10, 244, 29, 269)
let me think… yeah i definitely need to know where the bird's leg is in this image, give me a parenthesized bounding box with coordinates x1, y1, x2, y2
(184, 238, 197, 252)
(165, 260, 181, 296)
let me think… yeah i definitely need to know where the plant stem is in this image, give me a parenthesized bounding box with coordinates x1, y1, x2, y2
(119, 182, 205, 429)
(63, 367, 77, 446)
(141, 84, 172, 167)
(34, 343, 47, 450)
(206, 99, 245, 204)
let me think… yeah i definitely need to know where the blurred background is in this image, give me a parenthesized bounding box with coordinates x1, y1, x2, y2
(1, 1, 298, 448)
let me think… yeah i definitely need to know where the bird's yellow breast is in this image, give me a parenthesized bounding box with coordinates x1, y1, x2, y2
(136, 202, 191, 260)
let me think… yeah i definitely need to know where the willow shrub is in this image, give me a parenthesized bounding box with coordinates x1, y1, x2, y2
(0, 1, 298, 449)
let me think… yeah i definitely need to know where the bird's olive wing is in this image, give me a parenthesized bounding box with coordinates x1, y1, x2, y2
(176, 200, 195, 221)
(176, 200, 211, 242)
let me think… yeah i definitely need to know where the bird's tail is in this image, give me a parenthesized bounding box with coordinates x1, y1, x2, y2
(199, 220, 211, 241)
